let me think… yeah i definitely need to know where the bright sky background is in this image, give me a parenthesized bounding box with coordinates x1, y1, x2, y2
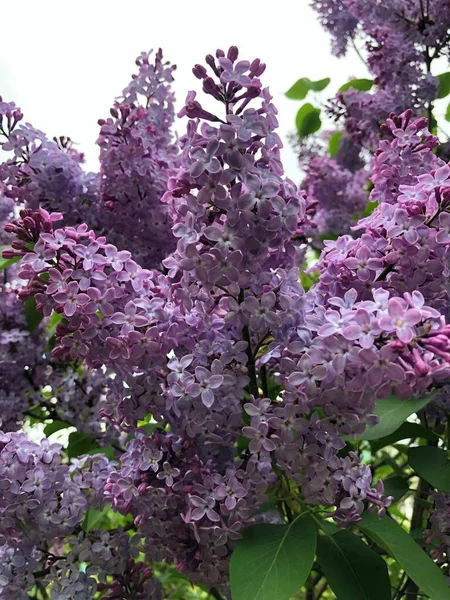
(0, 0, 369, 181)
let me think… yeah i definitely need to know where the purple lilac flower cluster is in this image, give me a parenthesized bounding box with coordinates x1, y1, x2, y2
(301, 135, 368, 236)
(5, 48, 450, 594)
(304, 0, 449, 241)
(97, 49, 179, 269)
(313, 0, 449, 150)
(0, 97, 100, 229)
(0, 282, 46, 431)
(425, 492, 450, 572)
(0, 202, 118, 441)
(0, 432, 96, 597)
(314, 112, 450, 310)
(0, 49, 178, 269)
(0, 431, 163, 599)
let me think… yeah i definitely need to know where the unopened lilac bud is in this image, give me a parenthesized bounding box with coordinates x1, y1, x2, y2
(1, 248, 17, 259)
(412, 349, 430, 376)
(203, 77, 222, 100)
(193, 64, 207, 79)
(227, 46, 239, 62)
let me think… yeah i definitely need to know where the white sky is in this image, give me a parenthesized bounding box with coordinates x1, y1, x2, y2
(0, 0, 369, 181)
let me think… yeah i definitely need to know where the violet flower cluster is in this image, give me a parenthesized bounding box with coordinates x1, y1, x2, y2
(301, 135, 368, 236)
(4, 47, 450, 595)
(313, 0, 449, 150)
(0, 49, 179, 269)
(314, 111, 450, 311)
(302, 0, 449, 240)
(0, 97, 99, 229)
(0, 430, 163, 599)
(425, 492, 450, 573)
(97, 49, 179, 268)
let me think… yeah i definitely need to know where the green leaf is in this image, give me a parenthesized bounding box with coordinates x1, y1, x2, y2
(408, 446, 450, 492)
(46, 311, 62, 338)
(44, 420, 71, 437)
(66, 432, 97, 459)
(230, 516, 317, 600)
(355, 394, 435, 441)
(445, 102, 450, 122)
(85, 446, 116, 460)
(307, 77, 330, 92)
(81, 505, 109, 532)
(296, 104, 321, 138)
(359, 513, 450, 600)
(328, 131, 342, 157)
(382, 476, 409, 502)
(285, 77, 330, 100)
(437, 72, 450, 99)
(317, 530, 391, 600)
(339, 78, 373, 92)
(371, 422, 439, 452)
(0, 246, 21, 270)
(24, 297, 44, 332)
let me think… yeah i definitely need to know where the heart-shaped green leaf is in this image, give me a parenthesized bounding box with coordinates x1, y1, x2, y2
(339, 78, 373, 92)
(408, 446, 450, 492)
(317, 530, 391, 600)
(359, 513, 450, 600)
(296, 104, 321, 138)
(285, 77, 330, 99)
(230, 516, 317, 600)
(356, 394, 435, 441)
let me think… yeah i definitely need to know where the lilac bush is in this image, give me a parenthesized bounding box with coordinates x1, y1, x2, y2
(0, 6, 450, 598)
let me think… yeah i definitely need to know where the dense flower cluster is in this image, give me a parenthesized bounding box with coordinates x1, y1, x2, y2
(0, 431, 163, 599)
(425, 492, 450, 571)
(301, 135, 368, 235)
(0, 432, 97, 597)
(0, 49, 178, 269)
(2, 34, 450, 595)
(97, 49, 179, 268)
(0, 98, 99, 228)
(303, 0, 449, 240)
(4, 46, 450, 596)
(314, 112, 450, 310)
(0, 283, 45, 431)
(313, 0, 449, 150)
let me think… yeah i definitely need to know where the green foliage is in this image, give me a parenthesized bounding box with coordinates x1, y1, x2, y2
(285, 77, 330, 100)
(437, 72, 450, 99)
(46, 311, 62, 338)
(154, 563, 212, 599)
(408, 446, 450, 492)
(317, 530, 391, 600)
(300, 268, 320, 292)
(82, 505, 111, 532)
(24, 297, 44, 332)
(446, 101, 450, 122)
(361, 200, 377, 217)
(229, 516, 317, 600)
(355, 394, 435, 441)
(44, 420, 71, 436)
(382, 476, 409, 503)
(358, 513, 450, 599)
(328, 131, 342, 156)
(66, 432, 97, 459)
(338, 78, 373, 92)
(85, 445, 116, 459)
(370, 422, 439, 452)
(0, 246, 21, 270)
(296, 103, 321, 138)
